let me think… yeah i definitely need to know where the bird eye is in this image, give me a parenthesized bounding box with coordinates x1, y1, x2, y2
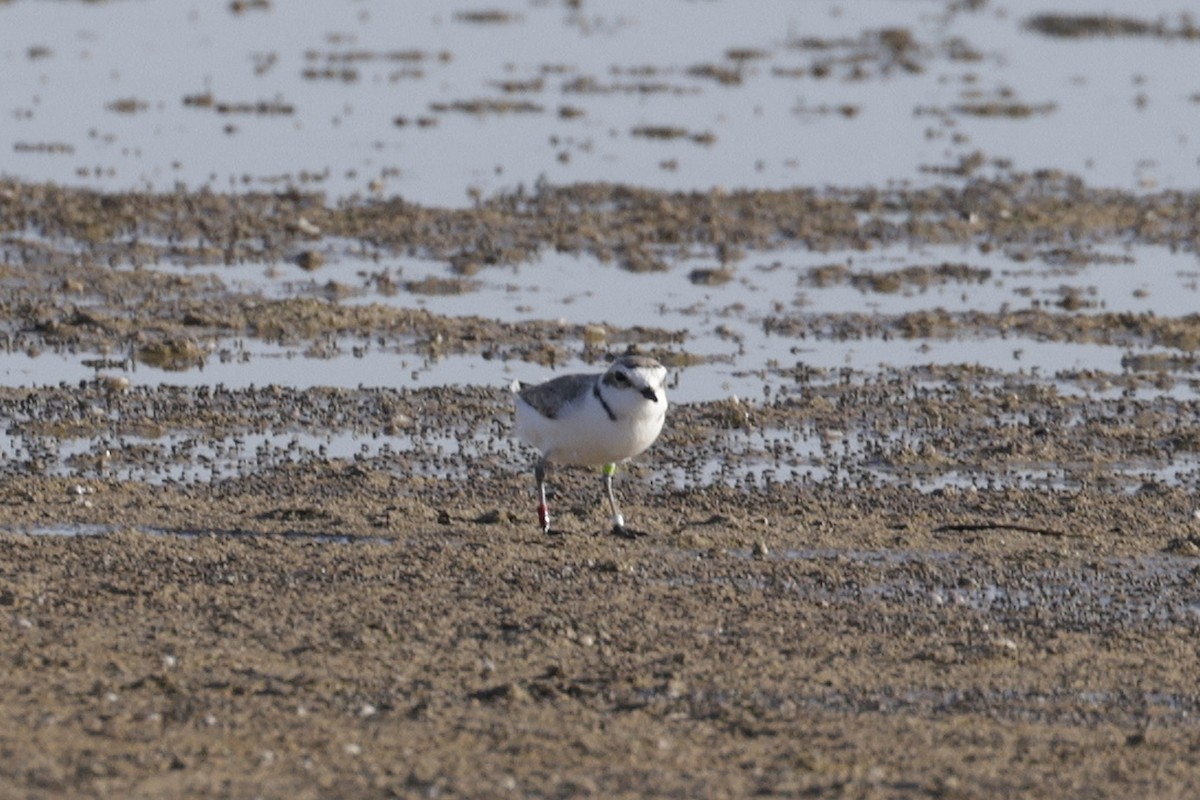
(612, 371, 630, 385)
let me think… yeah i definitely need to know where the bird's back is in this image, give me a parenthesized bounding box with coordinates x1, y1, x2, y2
(514, 373, 594, 420)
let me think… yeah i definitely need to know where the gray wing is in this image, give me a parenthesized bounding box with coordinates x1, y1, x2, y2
(517, 373, 594, 419)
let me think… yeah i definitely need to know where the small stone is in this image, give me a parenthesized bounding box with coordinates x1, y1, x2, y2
(293, 217, 321, 236)
(504, 682, 532, 703)
(582, 325, 607, 345)
(991, 637, 1018, 656)
(99, 375, 130, 395)
(296, 249, 325, 271)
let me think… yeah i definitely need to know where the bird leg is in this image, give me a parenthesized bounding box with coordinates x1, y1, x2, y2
(603, 462, 626, 534)
(535, 459, 551, 533)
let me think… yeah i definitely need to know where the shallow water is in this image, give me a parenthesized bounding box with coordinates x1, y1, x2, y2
(5, 0, 1199, 202)
(5, 1, 1200, 394)
(4, 1, 1200, 493)
(1, 238, 1196, 404)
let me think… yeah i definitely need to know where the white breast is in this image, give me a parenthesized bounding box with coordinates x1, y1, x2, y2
(514, 388, 666, 466)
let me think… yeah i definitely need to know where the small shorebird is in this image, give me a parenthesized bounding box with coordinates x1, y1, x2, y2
(512, 354, 668, 536)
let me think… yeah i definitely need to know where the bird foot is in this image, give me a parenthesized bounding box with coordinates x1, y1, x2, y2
(611, 523, 648, 539)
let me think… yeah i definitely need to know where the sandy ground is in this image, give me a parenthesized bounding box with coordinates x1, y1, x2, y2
(3, 476, 1200, 799)
(3, 176, 1200, 797)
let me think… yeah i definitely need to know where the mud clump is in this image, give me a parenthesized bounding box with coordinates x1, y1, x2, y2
(1025, 13, 1200, 40)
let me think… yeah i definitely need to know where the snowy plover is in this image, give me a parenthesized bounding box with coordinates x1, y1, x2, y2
(512, 354, 668, 537)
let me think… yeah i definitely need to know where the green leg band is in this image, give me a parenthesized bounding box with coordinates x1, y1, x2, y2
(603, 463, 617, 477)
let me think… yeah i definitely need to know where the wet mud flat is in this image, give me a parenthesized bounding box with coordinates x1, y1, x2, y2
(4, 175, 1200, 798)
(4, 479, 1200, 799)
